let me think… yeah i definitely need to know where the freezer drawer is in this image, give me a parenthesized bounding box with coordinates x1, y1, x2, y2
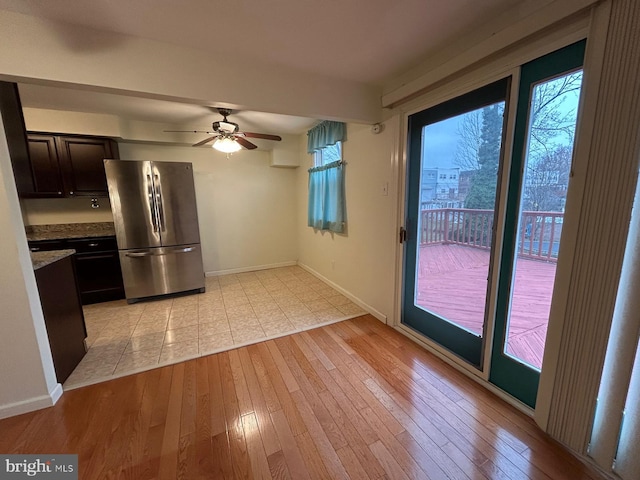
(119, 244, 204, 300)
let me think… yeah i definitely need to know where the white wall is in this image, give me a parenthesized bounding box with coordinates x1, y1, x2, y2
(118, 143, 299, 274)
(23, 108, 121, 138)
(0, 110, 60, 419)
(21, 197, 114, 226)
(297, 123, 396, 321)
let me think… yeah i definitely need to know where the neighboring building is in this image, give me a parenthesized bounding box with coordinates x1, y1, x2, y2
(420, 168, 438, 204)
(436, 168, 460, 200)
(421, 167, 461, 208)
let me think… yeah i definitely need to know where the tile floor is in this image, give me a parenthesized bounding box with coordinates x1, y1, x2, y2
(64, 266, 367, 389)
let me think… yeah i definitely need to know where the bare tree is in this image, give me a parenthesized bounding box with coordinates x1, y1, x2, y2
(457, 71, 582, 210)
(528, 72, 582, 161)
(524, 145, 572, 212)
(454, 109, 483, 171)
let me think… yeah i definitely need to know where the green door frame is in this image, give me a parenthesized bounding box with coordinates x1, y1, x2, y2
(489, 40, 587, 407)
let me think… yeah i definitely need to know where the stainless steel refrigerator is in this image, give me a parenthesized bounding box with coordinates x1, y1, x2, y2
(104, 159, 205, 302)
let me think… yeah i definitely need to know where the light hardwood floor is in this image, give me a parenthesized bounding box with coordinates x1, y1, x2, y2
(0, 315, 604, 480)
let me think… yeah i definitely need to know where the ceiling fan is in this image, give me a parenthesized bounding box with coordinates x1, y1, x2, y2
(165, 108, 282, 153)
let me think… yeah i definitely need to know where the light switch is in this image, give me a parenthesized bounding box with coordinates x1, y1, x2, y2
(381, 182, 389, 196)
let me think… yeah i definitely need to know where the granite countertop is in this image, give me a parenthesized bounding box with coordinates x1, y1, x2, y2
(26, 222, 116, 241)
(31, 249, 76, 270)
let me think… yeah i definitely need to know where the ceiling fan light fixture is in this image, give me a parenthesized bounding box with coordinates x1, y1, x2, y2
(212, 137, 241, 153)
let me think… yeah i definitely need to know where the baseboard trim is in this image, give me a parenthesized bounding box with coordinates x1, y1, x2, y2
(297, 262, 388, 323)
(205, 261, 298, 277)
(0, 382, 62, 420)
(49, 383, 63, 405)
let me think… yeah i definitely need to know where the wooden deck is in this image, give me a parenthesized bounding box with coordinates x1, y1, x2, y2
(0, 316, 603, 480)
(416, 244, 557, 368)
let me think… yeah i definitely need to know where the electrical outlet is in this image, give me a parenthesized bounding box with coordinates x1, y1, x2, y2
(331, 260, 335, 270)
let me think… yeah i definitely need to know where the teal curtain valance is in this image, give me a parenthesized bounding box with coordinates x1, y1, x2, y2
(307, 121, 346, 153)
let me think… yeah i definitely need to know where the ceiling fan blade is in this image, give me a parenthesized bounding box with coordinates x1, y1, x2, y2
(241, 132, 282, 141)
(193, 135, 218, 147)
(235, 137, 258, 150)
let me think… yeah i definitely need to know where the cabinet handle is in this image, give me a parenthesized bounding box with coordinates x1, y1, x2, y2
(69, 191, 74, 195)
(30, 247, 40, 252)
(88, 243, 99, 247)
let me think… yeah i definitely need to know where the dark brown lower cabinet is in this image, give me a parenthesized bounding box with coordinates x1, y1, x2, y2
(74, 250, 125, 304)
(29, 236, 125, 305)
(35, 256, 87, 384)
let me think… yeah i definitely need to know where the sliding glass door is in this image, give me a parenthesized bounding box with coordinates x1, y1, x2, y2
(403, 40, 586, 406)
(403, 79, 510, 367)
(490, 41, 585, 407)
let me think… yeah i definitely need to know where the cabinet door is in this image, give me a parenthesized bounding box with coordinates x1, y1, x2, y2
(57, 136, 116, 196)
(74, 251, 125, 304)
(35, 256, 87, 384)
(26, 134, 65, 197)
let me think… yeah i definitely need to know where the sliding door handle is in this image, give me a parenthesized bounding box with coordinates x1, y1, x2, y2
(399, 226, 408, 244)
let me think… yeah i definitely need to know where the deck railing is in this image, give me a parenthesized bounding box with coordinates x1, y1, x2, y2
(420, 208, 564, 262)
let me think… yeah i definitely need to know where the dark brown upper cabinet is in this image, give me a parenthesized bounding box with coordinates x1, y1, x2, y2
(26, 134, 65, 197)
(1, 81, 120, 198)
(23, 133, 119, 198)
(55, 135, 119, 197)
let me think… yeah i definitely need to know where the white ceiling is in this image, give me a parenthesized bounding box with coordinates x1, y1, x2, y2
(17, 83, 318, 135)
(3, 0, 523, 133)
(0, 0, 521, 86)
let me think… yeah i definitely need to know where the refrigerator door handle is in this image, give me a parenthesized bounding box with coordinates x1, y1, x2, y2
(125, 247, 195, 258)
(125, 251, 154, 257)
(171, 246, 196, 253)
(146, 174, 159, 233)
(154, 174, 166, 232)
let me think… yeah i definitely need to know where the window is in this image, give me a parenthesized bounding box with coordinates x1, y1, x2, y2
(450, 174, 457, 179)
(307, 121, 346, 233)
(314, 141, 342, 167)
(439, 174, 446, 179)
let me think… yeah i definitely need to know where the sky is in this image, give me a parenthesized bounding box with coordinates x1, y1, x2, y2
(421, 115, 464, 169)
(419, 71, 583, 173)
